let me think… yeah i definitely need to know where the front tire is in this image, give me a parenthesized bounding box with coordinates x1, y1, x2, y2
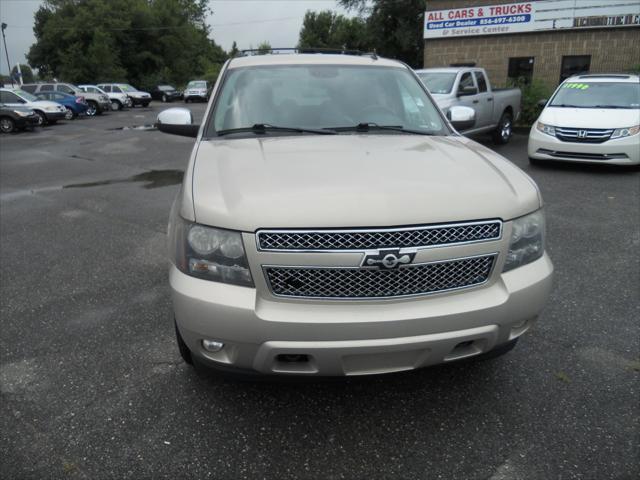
(86, 101, 98, 116)
(34, 110, 46, 126)
(492, 111, 513, 145)
(111, 100, 122, 111)
(64, 107, 74, 120)
(0, 117, 15, 133)
(161, 94, 167, 103)
(142, 101, 150, 107)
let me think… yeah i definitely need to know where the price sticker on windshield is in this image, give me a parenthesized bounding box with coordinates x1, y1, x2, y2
(563, 83, 589, 90)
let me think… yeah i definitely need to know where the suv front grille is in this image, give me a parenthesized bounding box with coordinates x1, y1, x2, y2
(265, 254, 496, 299)
(257, 221, 501, 251)
(555, 127, 613, 144)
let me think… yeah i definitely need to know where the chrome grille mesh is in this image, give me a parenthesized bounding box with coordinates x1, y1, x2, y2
(265, 255, 495, 299)
(555, 127, 613, 144)
(258, 221, 501, 251)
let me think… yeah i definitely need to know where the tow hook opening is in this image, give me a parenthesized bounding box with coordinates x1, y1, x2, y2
(277, 354, 310, 364)
(273, 353, 318, 374)
(445, 339, 485, 361)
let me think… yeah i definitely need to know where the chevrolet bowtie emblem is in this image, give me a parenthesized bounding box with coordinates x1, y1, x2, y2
(361, 248, 417, 270)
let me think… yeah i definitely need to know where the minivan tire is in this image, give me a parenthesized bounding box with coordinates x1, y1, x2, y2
(0, 117, 15, 133)
(111, 100, 122, 111)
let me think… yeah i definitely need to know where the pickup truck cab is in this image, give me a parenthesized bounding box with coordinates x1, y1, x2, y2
(415, 67, 521, 144)
(157, 53, 553, 377)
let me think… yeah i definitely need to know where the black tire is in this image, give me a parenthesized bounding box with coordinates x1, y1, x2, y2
(111, 100, 122, 111)
(0, 116, 15, 133)
(34, 110, 46, 126)
(142, 102, 150, 107)
(64, 107, 75, 120)
(161, 94, 167, 103)
(185, 97, 190, 103)
(175, 321, 193, 365)
(86, 101, 98, 116)
(492, 111, 513, 145)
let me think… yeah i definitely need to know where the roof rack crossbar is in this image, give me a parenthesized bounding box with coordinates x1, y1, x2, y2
(235, 47, 379, 60)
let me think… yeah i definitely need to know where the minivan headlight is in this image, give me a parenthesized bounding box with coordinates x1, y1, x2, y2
(503, 210, 545, 272)
(536, 122, 556, 137)
(610, 125, 640, 139)
(168, 213, 253, 287)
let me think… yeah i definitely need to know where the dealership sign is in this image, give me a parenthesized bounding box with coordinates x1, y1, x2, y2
(424, 0, 640, 39)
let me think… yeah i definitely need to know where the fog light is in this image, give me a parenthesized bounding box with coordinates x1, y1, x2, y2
(202, 339, 224, 352)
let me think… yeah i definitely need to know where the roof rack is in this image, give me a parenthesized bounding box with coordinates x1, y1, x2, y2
(236, 47, 378, 60)
(577, 74, 632, 79)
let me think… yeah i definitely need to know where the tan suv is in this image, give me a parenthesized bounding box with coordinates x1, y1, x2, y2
(156, 52, 554, 377)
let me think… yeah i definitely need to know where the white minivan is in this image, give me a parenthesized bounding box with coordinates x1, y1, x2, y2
(528, 74, 640, 165)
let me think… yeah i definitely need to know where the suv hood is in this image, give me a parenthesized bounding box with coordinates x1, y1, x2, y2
(540, 107, 640, 128)
(191, 135, 540, 231)
(31, 100, 65, 110)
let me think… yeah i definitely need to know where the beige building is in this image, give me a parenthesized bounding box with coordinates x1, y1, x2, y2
(424, 0, 640, 88)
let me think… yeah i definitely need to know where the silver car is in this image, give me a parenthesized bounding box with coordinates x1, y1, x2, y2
(157, 52, 554, 377)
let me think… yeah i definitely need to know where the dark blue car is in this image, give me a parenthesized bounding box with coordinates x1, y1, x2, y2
(33, 91, 88, 120)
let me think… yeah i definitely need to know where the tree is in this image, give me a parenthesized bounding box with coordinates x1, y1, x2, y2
(298, 11, 369, 51)
(229, 41, 240, 57)
(257, 41, 272, 55)
(314, 0, 426, 68)
(11, 64, 35, 83)
(27, 0, 227, 87)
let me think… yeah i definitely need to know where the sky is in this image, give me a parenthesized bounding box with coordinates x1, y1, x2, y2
(0, 0, 355, 75)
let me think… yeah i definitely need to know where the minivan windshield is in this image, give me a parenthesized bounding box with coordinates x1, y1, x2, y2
(119, 84, 138, 92)
(549, 82, 640, 109)
(188, 81, 206, 89)
(210, 65, 447, 136)
(16, 90, 38, 102)
(416, 72, 457, 94)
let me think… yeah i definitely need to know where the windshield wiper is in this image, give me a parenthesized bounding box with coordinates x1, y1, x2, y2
(216, 123, 337, 136)
(550, 104, 587, 108)
(328, 123, 434, 135)
(591, 105, 630, 109)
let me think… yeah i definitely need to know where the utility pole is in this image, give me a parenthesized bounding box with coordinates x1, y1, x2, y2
(1, 23, 14, 87)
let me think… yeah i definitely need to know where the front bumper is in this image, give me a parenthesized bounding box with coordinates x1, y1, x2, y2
(14, 114, 40, 128)
(130, 96, 151, 105)
(44, 111, 67, 121)
(172, 253, 553, 376)
(528, 127, 640, 165)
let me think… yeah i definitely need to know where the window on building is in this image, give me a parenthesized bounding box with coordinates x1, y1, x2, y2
(560, 55, 591, 83)
(508, 57, 534, 85)
(474, 71, 488, 92)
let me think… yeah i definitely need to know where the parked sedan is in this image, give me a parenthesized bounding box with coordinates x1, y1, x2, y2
(0, 103, 40, 133)
(33, 91, 88, 119)
(150, 85, 182, 103)
(98, 83, 151, 107)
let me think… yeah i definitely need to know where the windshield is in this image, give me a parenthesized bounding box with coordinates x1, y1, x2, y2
(159, 85, 175, 91)
(417, 72, 457, 94)
(187, 81, 207, 89)
(16, 90, 39, 102)
(119, 84, 138, 92)
(210, 65, 447, 136)
(549, 82, 640, 109)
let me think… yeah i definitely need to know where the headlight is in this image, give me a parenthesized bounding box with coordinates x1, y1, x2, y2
(503, 209, 545, 272)
(13, 110, 32, 117)
(536, 121, 556, 137)
(610, 125, 640, 139)
(168, 210, 253, 287)
(44, 106, 58, 112)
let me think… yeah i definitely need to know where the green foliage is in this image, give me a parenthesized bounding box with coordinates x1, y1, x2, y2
(507, 78, 553, 126)
(11, 64, 35, 83)
(28, 0, 227, 87)
(296, 0, 427, 67)
(257, 41, 272, 55)
(298, 11, 369, 51)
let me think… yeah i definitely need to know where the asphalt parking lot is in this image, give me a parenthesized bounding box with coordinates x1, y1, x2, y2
(1, 103, 638, 480)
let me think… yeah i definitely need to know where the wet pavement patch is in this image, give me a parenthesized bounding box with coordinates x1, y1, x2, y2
(108, 124, 157, 131)
(64, 169, 183, 189)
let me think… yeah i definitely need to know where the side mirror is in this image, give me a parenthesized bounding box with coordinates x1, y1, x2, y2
(537, 99, 548, 108)
(156, 108, 200, 138)
(457, 85, 478, 97)
(447, 105, 476, 131)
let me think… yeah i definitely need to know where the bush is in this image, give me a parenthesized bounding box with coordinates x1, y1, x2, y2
(507, 78, 553, 127)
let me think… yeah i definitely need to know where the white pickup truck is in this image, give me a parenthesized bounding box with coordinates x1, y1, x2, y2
(416, 67, 521, 144)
